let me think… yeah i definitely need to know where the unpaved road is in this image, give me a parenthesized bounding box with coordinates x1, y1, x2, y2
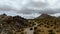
(24, 22, 38, 34)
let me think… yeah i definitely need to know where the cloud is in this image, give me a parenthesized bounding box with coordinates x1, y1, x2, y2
(0, 0, 49, 11)
(41, 8, 60, 14)
(26, 0, 48, 9)
(0, 0, 60, 19)
(16, 0, 60, 15)
(0, 0, 31, 11)
(0, 5, 14, 11)
(17, 8, 60, 15)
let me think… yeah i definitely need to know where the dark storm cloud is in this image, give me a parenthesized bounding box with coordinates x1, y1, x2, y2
(39, 8, 60, 14)
(17, 8, 39, 14)
(0, 0, 49, 14)
(0, 5, 16, 11)
(17, 0, 49, 14)
(0, 0, 54, 14)
(17, 8, 60, 14)
(26, 1, 48, 8)
(16, 0, 60, 14)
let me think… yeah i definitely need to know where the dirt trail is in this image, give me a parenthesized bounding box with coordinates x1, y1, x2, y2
(24, 22, 38, 34)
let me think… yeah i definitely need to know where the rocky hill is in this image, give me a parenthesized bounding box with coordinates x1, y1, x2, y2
(0, 14, 60, 34)
(0, 14, 31, 34)
(35, 13, 55, 19)
(33, 14, 60, 34)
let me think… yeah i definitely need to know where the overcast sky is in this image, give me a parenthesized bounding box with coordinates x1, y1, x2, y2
(0, 0, 60, 19)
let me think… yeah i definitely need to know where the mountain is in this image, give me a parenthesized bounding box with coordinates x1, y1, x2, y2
(33, 14, 60, 34)
(0, 14, 30, 34)
(35, 13, 55, 19)
(0, 13, 60, 34)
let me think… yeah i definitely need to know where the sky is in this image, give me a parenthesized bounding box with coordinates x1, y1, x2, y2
(0, 0, 60, 19)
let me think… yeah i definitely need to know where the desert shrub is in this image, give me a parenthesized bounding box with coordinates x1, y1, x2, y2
(38, 24, 41, 26)
(16, 30, 21, 32)
(34, 27, 37, 30)
(47, 26, 50, 28)
(7, 31, 13, 34)
(50, 25, 53, 27)
(33, 31, 39, 34)
(47, 22, 50, 25)
(37, 29, 41, 32)
(48, 30, 55, 34)
(48, 30, 53, 32)
(21, 29, 24, 31)
(56, 29, 60, 32)
(54, 26, 56, 29)
(44, 25, 50, 28)
(49, 32, 55, 34)
(30, 28, 33, 30)
(21, 32, 25, 34)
